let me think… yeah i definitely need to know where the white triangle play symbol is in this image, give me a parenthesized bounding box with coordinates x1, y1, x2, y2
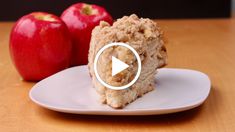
(112, 56, 129, 76)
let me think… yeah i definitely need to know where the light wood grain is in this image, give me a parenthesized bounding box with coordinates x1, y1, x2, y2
(1, 19, 235, 132)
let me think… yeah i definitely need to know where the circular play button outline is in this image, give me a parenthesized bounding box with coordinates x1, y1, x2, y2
(94, 42, 141, 90)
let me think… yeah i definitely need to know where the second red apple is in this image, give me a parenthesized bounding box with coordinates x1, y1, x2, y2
(61, 3, 113, 66)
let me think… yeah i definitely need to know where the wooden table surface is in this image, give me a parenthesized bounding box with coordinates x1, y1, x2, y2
(1, 19, 235, 132)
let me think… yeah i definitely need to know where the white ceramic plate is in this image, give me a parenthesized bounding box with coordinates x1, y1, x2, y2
(29, 66, 211, 115)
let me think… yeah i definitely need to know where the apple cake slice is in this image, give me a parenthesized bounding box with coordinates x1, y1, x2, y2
(88, 14, 167, 108)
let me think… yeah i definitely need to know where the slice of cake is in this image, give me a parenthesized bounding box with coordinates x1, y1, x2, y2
(88, 14, 167, 108)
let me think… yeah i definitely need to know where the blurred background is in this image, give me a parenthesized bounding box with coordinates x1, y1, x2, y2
(0, 0, 232, 20)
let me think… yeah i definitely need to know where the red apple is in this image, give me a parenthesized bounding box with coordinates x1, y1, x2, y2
(61, 3, 113, 66)
(10, 12, 72, 81)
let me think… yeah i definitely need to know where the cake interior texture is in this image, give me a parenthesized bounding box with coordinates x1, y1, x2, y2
(88, 14, 167, 108)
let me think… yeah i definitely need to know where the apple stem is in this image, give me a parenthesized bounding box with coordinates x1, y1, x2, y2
(81, 4, 98, 15)
(32, 13, 57, 22)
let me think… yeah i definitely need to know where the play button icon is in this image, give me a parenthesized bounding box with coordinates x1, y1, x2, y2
(112, 56, 129, 76)
(94, 42, 141, 90)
